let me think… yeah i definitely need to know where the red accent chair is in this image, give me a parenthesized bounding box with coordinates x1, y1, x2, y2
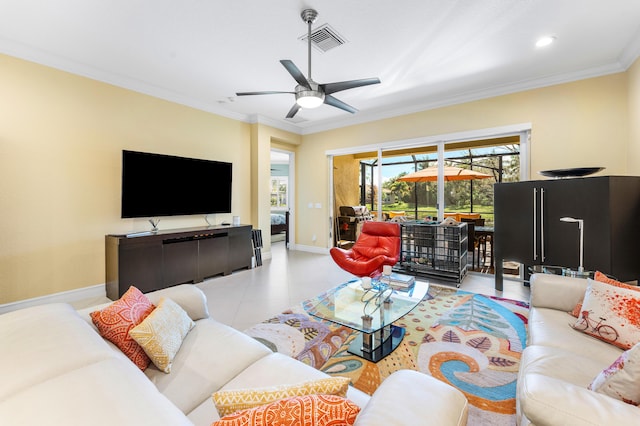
(330, 221, 401, 277)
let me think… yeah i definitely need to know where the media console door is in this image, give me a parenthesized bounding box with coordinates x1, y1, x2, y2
(198, 234, 229, 279)
(106, 225, 252, 300)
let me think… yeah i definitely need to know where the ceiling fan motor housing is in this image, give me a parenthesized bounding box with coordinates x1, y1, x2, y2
(295, 81, 324, 108)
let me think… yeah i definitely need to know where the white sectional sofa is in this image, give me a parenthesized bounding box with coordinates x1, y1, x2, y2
(0, 284, 469, 425)
(517, 273, 639, 425)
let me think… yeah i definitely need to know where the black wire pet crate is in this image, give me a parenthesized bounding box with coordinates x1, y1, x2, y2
(397, 222, 468, 285)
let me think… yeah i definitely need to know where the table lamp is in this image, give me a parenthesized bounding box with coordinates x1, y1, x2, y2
(559, 217, 587, 276)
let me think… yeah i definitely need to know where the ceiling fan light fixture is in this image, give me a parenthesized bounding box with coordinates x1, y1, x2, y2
(295, 90, 325, 108)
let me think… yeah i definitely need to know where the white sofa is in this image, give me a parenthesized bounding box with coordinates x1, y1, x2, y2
(517, 273, 639, 425)
(0, 284, 469, 425)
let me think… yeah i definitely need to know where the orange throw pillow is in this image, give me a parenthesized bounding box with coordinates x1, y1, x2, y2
(569, 271, 640, 318)
(211, 394, 360, 426)
(90, 286, 155, 370)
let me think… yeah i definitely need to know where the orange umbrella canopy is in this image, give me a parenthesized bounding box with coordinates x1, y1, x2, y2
(399, 166, 492, 182)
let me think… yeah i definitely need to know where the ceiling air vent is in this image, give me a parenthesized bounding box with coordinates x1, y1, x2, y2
(299, 24, 347, 53)
(285, 115, 308, 124)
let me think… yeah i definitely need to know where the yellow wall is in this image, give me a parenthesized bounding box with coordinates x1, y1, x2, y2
(251, 123, 301, 253)
(628, 59, 640, 174)
(2, 50, 638, 304)
(298, 72, 632, 248)
(0, 54, 261, 303)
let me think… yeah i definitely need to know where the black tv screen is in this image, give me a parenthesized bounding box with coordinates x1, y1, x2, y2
(121, 150, 232, 218)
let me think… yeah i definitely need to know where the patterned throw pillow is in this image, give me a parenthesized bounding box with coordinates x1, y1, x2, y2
(90, 286, 155, 370)
(569, 271, 640, 318)
(211, 394, 360, 426)
(129, 297, 195, 373)
(212, 377, 351, 417)
(572, 278, 640, 349)
(589, 342, 640, 405)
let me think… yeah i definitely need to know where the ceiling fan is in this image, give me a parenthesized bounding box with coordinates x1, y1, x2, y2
(235, 8, 381, 119)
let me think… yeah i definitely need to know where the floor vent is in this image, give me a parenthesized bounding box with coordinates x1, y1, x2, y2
(299, 24, 347, 53)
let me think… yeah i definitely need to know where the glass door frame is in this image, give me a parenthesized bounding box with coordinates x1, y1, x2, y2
(328, 124, 530, 231)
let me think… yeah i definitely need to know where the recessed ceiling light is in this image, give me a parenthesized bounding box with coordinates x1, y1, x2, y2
(536, 36, 556, 48)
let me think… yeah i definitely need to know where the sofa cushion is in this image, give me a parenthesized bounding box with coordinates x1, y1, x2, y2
(518, 345, 640, 426)
(212, 377, 351, 416)
(589, 342, 640, 405)
(0, 303, 123, 401)
(144, 318, 272, 414)
(208, 353, 370, 423)
(146, 284, 210, 321)
(211, 394, 360, 426)
(219, 353, 370, 409)
(529, 273, 587, 312)
(528, 307, 623, 364)
(90, 286, 155, 370)
(130, 297, 195, 373)
(572, 278, 640, 349)
(0, 357, 192, 426)
(354, 370, 468, 426)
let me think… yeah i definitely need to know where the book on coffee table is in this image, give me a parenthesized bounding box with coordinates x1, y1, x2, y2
(384, 272, 416, 288)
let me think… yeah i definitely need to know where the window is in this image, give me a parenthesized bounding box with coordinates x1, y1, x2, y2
(271, 176, 288, 209)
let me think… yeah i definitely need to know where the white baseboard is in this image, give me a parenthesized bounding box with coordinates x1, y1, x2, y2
(292, 244, 330, 255)
(0, 284, 106, 315)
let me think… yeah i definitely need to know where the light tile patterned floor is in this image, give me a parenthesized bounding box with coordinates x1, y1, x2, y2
(195, 242, 530, 331)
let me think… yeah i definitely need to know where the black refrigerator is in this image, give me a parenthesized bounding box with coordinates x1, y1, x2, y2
(493, 176, 640, 290)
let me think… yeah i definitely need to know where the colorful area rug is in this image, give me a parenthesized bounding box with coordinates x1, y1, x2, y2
(245, 284, 529, 425)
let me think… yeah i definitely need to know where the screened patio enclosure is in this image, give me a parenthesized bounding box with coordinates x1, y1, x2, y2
(356, 139, 521, 226)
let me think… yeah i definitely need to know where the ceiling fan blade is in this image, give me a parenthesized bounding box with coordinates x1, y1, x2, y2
(324, 95, 357, 114)
(280, 60, 310, 88)
(235, 91, 294, 96)
(321, 78, 381, 95)
(286, 103, 301, 118)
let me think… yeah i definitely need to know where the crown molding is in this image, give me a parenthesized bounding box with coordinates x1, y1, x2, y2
(0, 39, 248, 122)
(244, 114, 303, 134)
(298, 62, 627, 135)
(619, 27, 640, 69)
(2, 36, 636, 137)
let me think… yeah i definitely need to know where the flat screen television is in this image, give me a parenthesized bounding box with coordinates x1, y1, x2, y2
(121, 150, 232, 218)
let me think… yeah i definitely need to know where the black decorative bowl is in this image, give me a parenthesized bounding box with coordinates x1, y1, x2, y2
(538, 167, 605, 178)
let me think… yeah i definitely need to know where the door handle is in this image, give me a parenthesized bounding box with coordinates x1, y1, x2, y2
(540, 188, 545, 262)
(533, 188, 537, 261)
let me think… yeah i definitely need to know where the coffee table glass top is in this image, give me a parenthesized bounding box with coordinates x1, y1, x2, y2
(303, 279, 429, 334)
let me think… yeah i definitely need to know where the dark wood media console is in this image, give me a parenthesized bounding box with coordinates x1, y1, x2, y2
(105, 224, 253, 300)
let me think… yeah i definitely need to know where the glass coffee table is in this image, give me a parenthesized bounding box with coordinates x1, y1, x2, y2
(303, 278, 429, 362)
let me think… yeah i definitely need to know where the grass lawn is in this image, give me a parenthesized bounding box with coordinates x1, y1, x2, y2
(380, 203, 494, 224)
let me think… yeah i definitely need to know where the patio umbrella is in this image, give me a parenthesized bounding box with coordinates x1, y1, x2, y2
(399, 166, 492, 182)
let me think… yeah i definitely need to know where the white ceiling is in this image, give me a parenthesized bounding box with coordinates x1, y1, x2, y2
(1, 0, 640, 134)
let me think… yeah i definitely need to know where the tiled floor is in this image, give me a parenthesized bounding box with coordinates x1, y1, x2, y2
(195, 241, 530, 331)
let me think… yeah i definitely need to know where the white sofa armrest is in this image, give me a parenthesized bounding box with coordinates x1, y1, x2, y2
(529, 273, 588, 312)
(354, 370, 468, 426)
